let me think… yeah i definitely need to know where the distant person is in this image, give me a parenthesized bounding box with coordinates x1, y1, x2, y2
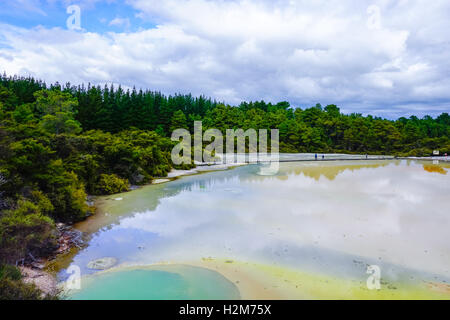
(315, 153, 317, 160)
(366, 154, 368, 159)
(322, 154, 325, 160)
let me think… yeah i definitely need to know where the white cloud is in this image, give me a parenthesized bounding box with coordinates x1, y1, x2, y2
(2, 0, 48, 16)
(1, 0, 450, 117)
(109, 17, 131, 29)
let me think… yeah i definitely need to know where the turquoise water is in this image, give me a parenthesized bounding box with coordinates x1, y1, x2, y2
(69, 265, 240, 300)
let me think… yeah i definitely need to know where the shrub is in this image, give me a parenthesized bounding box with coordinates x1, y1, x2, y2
(0, 275, 58, 300)
(0, 199, 56, 264)
(95, 174, 129, 195)
(37, 160, 89, 222)
(0, 277, 43, 300)
(0, 264, 22, 281)
(0, 264, 60, 300)
(29, 190, 54, 216)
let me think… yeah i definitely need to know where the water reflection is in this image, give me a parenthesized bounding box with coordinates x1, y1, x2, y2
(423, 164, 448, 175)
(59, 160, 450, 288)
(259, 161, 392, 181)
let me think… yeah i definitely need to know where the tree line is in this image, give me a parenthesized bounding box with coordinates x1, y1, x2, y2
(2, 74, 448, 155)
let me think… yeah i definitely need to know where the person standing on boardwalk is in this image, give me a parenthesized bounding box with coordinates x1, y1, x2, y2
(322, 154, 325, 160)
(315, 153, 318, 160)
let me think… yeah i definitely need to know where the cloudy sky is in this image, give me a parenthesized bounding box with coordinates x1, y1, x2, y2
(1, 0, 449, 118)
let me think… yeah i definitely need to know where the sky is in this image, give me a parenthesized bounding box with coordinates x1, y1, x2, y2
(0, 0, 449, 118)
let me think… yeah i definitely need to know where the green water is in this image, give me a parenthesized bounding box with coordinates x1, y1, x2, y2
(69, 265, 240, 300)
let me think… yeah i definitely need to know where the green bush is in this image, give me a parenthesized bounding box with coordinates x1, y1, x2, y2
(0, 277, 43, 300)
(95, 174, 129, 195)
(0, 199, 56, 264)
(0, 276, 59, 300)
(0, 264, 22, 281)
(29, 190, 54, 216)
(404, 147, 433, 157)
(0, 264, 60, 300)
(36, 160, 90, 222)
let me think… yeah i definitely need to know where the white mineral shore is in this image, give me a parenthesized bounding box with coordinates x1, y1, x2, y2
(20, 266, 58, 297)
(167, 163, 246, 179)
(87, 257, 117, 270)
